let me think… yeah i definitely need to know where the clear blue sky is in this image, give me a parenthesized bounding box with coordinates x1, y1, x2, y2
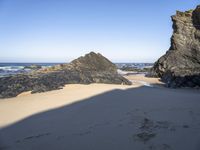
(0, 0, 199, 63)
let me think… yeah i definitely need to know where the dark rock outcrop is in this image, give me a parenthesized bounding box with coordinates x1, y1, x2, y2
(150, 5, 200, 87)
(0, 52, 131, 98)
(24, 64, 42, 70)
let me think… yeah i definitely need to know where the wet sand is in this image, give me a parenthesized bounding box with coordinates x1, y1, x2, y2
(124, 74, 164, 87)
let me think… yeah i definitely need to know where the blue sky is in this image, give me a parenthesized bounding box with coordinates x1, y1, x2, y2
(0, 0, 199, 63)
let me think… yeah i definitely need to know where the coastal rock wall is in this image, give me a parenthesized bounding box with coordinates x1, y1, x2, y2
(150, 5, 200, 87)
(0, 52, 131, 98)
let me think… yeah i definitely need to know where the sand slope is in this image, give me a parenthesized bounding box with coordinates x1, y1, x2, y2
(0, 82, 200, 150)
(0, 84, 137, 128)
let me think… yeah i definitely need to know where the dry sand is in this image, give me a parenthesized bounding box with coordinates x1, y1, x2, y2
(0, 84, 138, 128)
(0, 75, 200, 150)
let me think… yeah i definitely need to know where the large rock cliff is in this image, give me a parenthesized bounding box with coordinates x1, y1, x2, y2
(150, 5, 200, 87)
(0, 52, 131, 98)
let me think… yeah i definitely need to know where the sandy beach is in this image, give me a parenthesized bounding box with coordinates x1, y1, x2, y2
(124, 74, 164, 87)
(1, 1, 200, 149)
(0, 75, 200, 150)
(0, 83, 137, 128)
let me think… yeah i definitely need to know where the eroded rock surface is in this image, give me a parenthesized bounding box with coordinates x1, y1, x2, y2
(150, 6, 200, 87)
(0, 52, 131, 98)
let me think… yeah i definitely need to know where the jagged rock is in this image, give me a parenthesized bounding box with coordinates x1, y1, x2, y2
(120, 66, 151, 73)
(0, 75, 33, 98)
(70, 52, 117, 73)
(150, 5, 200, 87)
(0, 52, 131, 98)
(24, 64, 42, 70)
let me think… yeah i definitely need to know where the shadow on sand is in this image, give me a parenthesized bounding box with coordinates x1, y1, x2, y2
(0, 86, 200, 150)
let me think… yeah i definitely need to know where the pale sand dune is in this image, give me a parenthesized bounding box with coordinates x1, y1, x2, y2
(0, 79, 200, 150)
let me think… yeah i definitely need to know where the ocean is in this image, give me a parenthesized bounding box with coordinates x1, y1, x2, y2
(0, 63, 153, 77)
(0, 63, 62, 77)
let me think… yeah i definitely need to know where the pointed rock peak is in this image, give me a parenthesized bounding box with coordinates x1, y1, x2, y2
(76, 51, 106, 60)
(70, 51, 117, 73)
(86, 51, 98, 56)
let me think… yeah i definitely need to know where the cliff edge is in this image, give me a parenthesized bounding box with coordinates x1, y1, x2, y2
(150, 5, 200, 87)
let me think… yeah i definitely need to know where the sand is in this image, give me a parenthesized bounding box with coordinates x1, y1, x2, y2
(124, 74, 164, 86)
(0, 84, 138, 128)
(0, 75, 200, 150)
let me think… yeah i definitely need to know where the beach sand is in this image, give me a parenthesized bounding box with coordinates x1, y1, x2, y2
(0, 75, 200, 150)
(124, 74, 164, 86)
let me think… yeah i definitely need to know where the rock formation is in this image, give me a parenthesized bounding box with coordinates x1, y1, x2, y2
(0, 52, 131, 98)
(150, 5, 200, 87)
(24, 64, 42, 70)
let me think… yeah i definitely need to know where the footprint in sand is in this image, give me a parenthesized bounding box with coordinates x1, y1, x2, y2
(15, 132, 51, 143)
(148, 144, 172, 150)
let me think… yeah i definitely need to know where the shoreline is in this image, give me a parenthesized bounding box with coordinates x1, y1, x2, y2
(0, 74, 200, 149)
(124, 74, 164, 87)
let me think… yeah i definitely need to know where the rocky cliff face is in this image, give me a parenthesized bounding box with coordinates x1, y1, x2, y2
(0, 52, 131, 98)
(150, 5, 200, 87)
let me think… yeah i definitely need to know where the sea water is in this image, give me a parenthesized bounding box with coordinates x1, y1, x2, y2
(0, 63, 61, 77)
